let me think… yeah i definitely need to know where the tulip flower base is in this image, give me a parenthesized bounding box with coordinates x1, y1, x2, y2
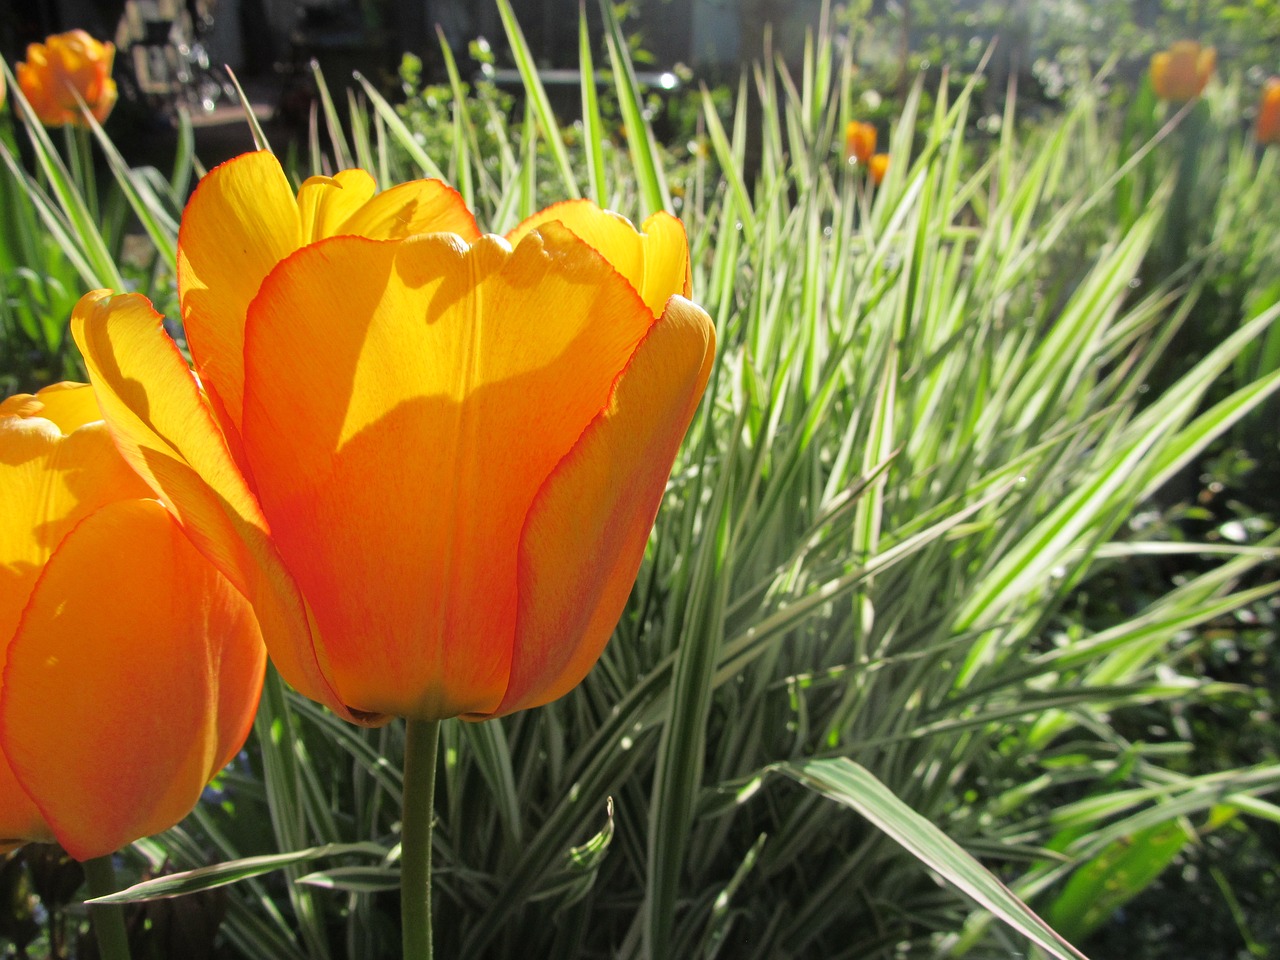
(401, 718, 442, 960)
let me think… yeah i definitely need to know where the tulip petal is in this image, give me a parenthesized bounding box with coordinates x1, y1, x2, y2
(241, 227, 654, 719)
(338, 178, 482, 242)
(506, 201, 690, 317)
(0, 390, 139, 851)
(0, 415, 150, 645)
(177, 151, 302, 434)
(0, 498, 264, 861)
(491, 296, 714, 716)
(297, 170, 378, 244)
(0, 381, 102, 433)
(70, 290, 372, 723)
(0, 756, 48, 850)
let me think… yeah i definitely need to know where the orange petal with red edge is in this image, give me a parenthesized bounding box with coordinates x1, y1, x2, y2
(177, 150, 301, 434)
(489, 296, 715, 716)
(69, 289, 374, 724)
(0, 741, 51, 850)
(240, 226, 654, 719)
(0, 498, 264, 861)
(506, 201, 690, 317)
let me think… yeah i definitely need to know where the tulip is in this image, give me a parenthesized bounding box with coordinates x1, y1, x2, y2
(1149, 40, 1215, 103)
(71, 151, 715, 726)
(869, 153, 890, 185)
(845, 120, 876, 164)
(1258, 77, 1280, 146)
(0, 383, 265, 862)
(16, 30, 118, 127)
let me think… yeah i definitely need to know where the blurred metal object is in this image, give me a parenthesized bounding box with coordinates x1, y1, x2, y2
(117, 0, 236, 115)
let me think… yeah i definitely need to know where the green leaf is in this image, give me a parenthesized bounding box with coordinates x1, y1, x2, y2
(88, 842, 388, 904)
(779, 758, 1089, 960)
(1045, 818, 1194, 941)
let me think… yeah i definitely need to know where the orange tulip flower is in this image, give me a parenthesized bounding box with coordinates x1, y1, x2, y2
(845, 121, 876, 164)
(1258, 77, 1280, 146)
(71, 151, 715, 725)
(868, 153, 890, 185)
(16, 30, 118, 127)
(0, 383, 264, 861)
(1149, 41, 1215, 103)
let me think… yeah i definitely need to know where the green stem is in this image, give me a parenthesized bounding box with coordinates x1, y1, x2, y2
(401, 717, 442, 960)
(82, 855, 131, 960)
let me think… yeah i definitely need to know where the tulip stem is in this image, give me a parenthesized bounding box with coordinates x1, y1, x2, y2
(401, 717, 442, 960)
(83, 855, 132, 960)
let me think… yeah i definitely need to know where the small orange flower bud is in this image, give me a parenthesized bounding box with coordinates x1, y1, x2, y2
(844, 121, 877, 165)
(1149, 41, 1215, 103)
(869, 153, 890, 185)
(15, 30, 118, 127)
(1258, 77, 1280, 146)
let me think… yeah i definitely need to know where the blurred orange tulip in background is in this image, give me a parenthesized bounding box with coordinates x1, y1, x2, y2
(844, 121, 876, 164)
(1149, 40, 1215, 103)
(1258, 77, 1280, 145)
(0, 384, 265, 861)
(869, 153, 890, 185)
(16, 30, 118, 127)
(72, 151, 715, 726)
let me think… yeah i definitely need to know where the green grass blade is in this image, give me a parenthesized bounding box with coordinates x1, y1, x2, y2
(598, 0, 670, 215)
(353, 72, 447, 181)
(495, 0, 579, 198)
(579, 5, 607, 205)
(780, 758, 1089, 960)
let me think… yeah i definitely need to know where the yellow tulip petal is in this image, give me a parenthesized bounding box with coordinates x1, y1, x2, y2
(0, 415, 150, 645)
(338, 178, 482, 242)
(177, 151, 302, 434)
(240, 227, 654, 719)
(490, 296, 715, 716)
(0, 381, 102, 433)
(69, 290, 372, 724)
(0, 499, 264, 861)
(638, 211, 693, 305)
(506, 201, 690, 317)
(297, 169, 378, 244)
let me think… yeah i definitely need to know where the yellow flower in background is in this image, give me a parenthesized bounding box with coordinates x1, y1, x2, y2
(844, 121, 877, 164)
(16, 30, 118, 127)
(1258, 77, 1280, 145)
(0, 65, 6, 112)
(869, 153, 890, 185)
(1149, 40, 1215, 103)
(0, 384, 265, 861)
(73, 151, 715, 726)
